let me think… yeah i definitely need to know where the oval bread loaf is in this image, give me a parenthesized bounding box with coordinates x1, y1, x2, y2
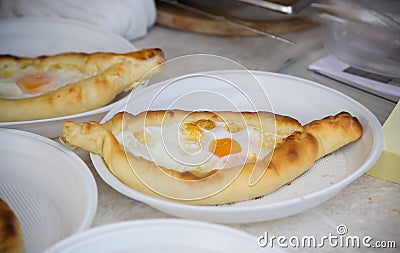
(0, 48, 165, 122)
(0, 198, 23, 253)
(60, 110, 363, 205)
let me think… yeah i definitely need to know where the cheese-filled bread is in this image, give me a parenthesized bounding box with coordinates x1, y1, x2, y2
(0, 198, 23, 253)
(60, 110, 363, 205)
(0, 48, 165, 122)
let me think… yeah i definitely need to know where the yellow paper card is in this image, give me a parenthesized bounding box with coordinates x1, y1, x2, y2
(367, 100, 400, 184)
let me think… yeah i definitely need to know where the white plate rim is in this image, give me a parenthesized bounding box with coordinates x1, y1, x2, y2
(0, 16, 136, 126)
(44, 218, 272, 252)
(90, 70, 383, 216)
(0, 128, 98, 231)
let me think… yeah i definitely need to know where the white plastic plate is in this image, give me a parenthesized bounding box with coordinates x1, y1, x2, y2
(91, 70, 383, 223)
(0, 128, 98, 253)
(0, 17, 136, 138)
(44, 219, 280, 253)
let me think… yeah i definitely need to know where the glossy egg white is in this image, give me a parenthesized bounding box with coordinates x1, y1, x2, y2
(0, 66, 85, 98)
(118, 122, 272, 173)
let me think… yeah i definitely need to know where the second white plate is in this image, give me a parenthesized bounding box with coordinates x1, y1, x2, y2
(44, 219, 277, 253)
(0, 17, 137, 138)
(0, 128, 97, 253)
(91, 70, 383, 223)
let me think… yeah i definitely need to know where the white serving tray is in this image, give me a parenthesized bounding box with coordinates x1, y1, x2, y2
(91, 70, 383, 223)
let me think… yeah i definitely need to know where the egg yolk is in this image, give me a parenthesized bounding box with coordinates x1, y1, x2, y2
(209, 138, 242, 158)
(16, 73, 53, 95)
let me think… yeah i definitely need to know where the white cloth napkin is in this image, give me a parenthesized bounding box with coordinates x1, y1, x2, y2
(0, 0, 156, 41)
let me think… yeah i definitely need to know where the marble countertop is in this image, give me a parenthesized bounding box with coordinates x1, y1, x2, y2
(77, 25, 398, 252)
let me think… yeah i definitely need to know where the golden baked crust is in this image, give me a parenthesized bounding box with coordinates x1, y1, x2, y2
(0, 198, 23, 253)
(60, 110, 363, 205)
(304, 112, 364, 158)
(0, 48, 165, 122)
